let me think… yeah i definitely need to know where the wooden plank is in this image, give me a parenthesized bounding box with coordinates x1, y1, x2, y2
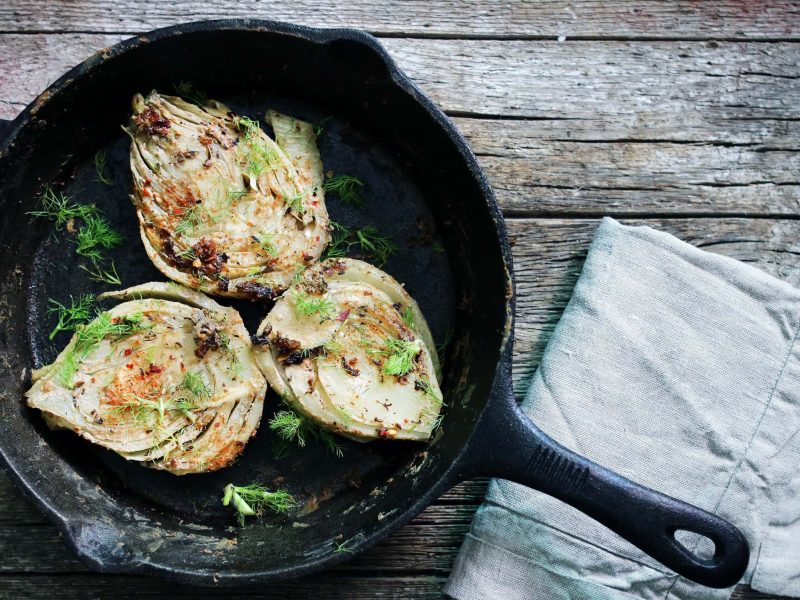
(0, 503, 475, 574)
(508, 218, 800, 389)
(3, 35, 798, 122)
(0, 574, 773, 600)
(0, 574, 449, 598)
(1, 35, 799, 215)
(382, 38, 800, 120)
(455, 118, 800, 216)
(0, 0, 798, 40)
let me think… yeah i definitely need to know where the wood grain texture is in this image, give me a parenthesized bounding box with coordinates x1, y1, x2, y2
(0, 218, 797, 597)
(0, 0, 798, 39)
(1, 34, 798, 215)
(1, 2, 796, 598)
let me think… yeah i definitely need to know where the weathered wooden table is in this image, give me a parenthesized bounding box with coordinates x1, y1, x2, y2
(1, 2, 797, 598)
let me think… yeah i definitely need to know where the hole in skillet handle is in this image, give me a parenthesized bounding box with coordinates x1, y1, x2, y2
(462, 375, 751, 589)
(673, 528, 716, 561)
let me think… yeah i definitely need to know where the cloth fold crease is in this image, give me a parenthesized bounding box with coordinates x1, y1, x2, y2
(445, 218, 800, 600)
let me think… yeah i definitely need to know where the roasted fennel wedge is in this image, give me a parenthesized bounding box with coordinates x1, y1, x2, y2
(127, 92, 329, 300)
(26, 282, 266, 475)
(254, 259, 443, 442)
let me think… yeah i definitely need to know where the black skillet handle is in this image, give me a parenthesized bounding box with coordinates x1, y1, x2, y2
(466, 374, 750, 589)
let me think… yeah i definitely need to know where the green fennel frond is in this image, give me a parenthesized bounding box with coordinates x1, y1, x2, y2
(75, 215, 123, 261)
(401, 306, 415, 329)
(321, 221, 397, 267)
(181, 371, 213, 398)
(256, 232, 278, 256)
(46, 294, 95, 340)
(269, 406, 345, 458)
(323, 174, 364, 208)
(58, 312, 150, 388)
(381, 338, 422, 376)
(79, 259, 121, 285)
(222, 483, 297, 526)
(173, 81, 208, 107)
(27, 187, 97, 231)
(174, 204, 202, 236)
(269, 409, 306, 447)
(293, 290, 336, 321)
(93, 151, 113, 186)
(313, 116, 332, 139)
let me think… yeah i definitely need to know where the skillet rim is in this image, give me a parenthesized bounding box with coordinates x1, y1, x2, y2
(0, 18, 516, 584)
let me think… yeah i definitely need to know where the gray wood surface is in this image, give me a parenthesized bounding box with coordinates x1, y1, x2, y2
(0, 1, 797, 598)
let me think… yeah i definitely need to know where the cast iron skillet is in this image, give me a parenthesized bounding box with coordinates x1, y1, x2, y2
(0, 20, 749, 588)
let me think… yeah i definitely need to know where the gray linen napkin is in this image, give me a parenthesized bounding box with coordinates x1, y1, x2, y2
(445, 218, 800, 600)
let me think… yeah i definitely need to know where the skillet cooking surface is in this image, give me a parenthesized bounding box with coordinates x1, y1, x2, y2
(0, 20, 515, 582)
(27, 97, 457, 527)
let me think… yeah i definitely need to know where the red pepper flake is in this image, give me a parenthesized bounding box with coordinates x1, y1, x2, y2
(123, 348, 133, 356)
(126, 363, 134, 369)
(147, 364, 164, 374)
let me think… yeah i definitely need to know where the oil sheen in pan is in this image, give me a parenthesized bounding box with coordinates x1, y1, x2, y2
(25, 93, 457, 527)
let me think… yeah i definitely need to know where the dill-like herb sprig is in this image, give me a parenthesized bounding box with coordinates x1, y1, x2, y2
(27, 187, 98, 231)
(401, 306, 415, 329)
(222, 483, 297, 526)
(235, 116, 280, 179)
(79, 259, 121, 285)
(217, 331, 243, 375)
(381, 338, 422, 377)
(323, 174, 364, 208)
(321, 221, 398, 267)
(334, 541, 355, 554)
(225, 186, 248, 205)
(269, 406, 344, 458)
(314, 116, 332, 139)
(75, 215, 123, 261)
(355, 226, 398, 267)
(415, 377, 444, 406)
(173, 81, 208, 107)
(174, 204, 202, 236)
(270, 409, 306, 446)
(58, 312, 151, 387)
(435, 328, 453, 363)
(293, 290, 336, 321)
(46, 294, 95, 340)
(284, 189, 306, 213)
(93, 151, 113, 186)
(256, 232, 278, 256)
(181, 371, 213, 398)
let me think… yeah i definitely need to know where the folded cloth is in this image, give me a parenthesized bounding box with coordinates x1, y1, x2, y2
(445, 218, 800, 600)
